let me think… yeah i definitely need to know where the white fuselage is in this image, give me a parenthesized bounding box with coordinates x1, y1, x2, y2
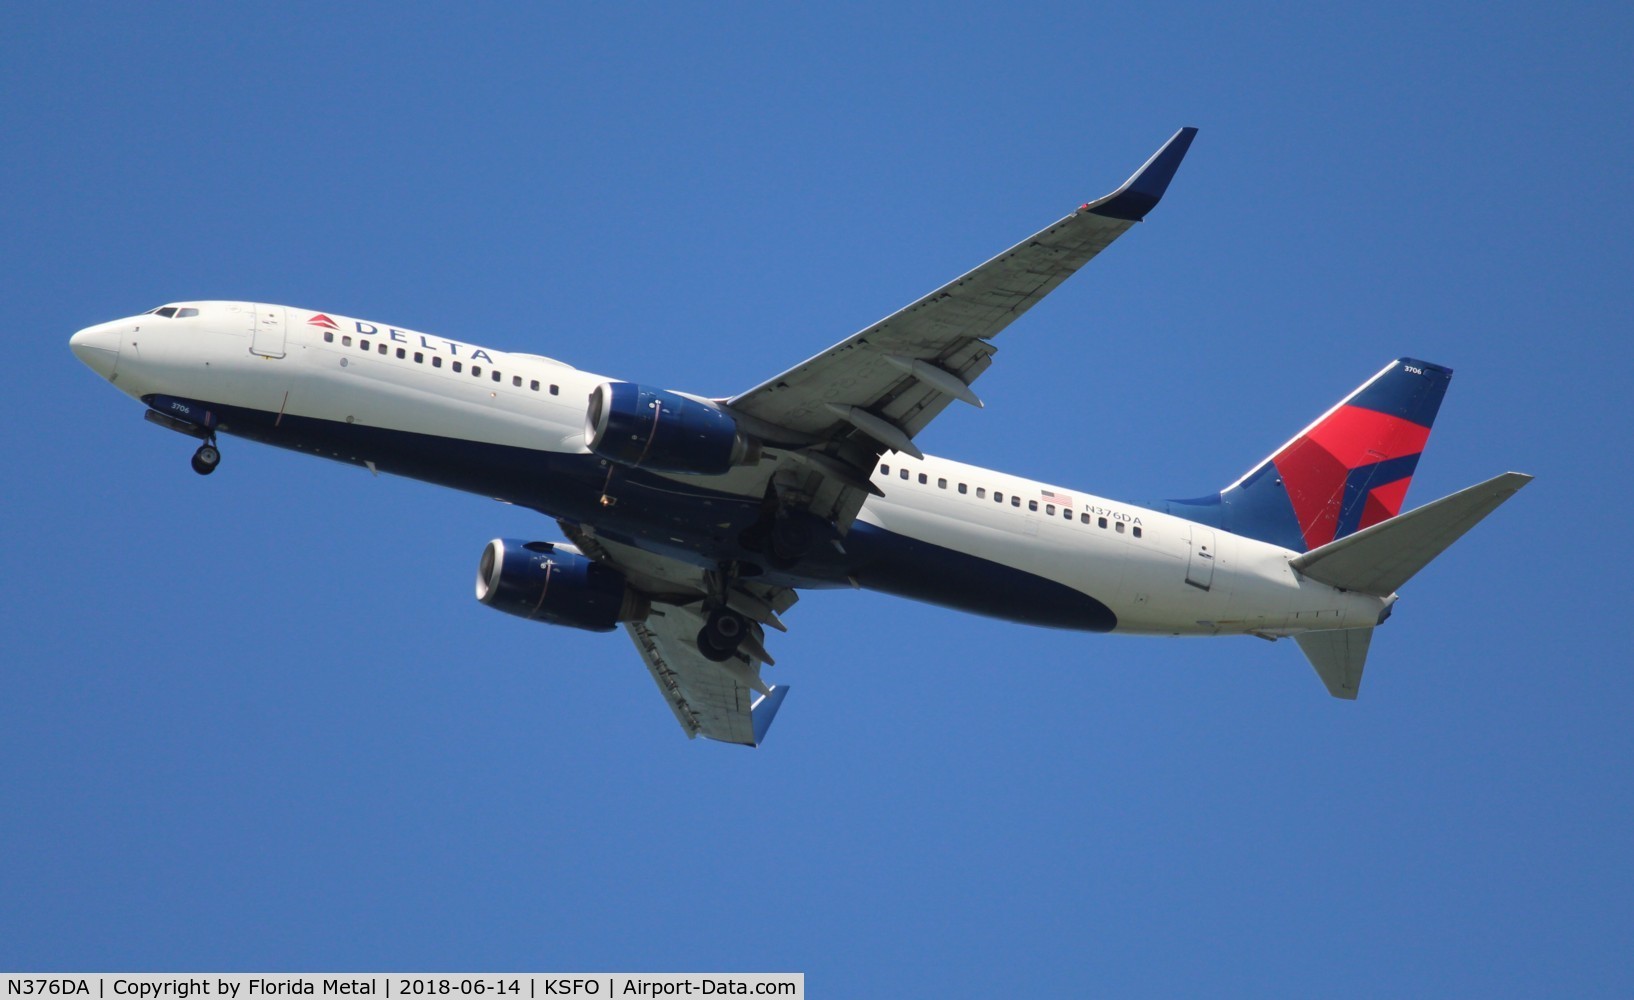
(71, 301, 1388, 639)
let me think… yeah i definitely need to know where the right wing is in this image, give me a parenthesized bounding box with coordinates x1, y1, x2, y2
(723, 127, 1198, 530)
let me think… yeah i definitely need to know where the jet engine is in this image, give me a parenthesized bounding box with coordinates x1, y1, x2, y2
(475, 539, 649, 632)
(584, 381, 757, 475)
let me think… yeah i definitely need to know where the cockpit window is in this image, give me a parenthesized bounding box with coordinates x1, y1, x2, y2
(155, 307, 179, 318)
(176, 307, 198, 318)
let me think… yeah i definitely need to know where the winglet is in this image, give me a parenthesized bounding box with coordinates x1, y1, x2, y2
(750, 685, 791, 747)
(1083, 126, 1199, 222)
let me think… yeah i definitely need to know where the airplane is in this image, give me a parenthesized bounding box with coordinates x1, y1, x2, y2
(69, 127, 1530, 747)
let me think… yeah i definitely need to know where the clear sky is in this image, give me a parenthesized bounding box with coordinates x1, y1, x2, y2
(4, 3, 1631, 994)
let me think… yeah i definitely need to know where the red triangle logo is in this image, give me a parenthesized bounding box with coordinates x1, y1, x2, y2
(307, 313, 340, 330)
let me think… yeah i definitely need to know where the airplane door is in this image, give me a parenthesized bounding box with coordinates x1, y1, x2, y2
(250, 304, 287, 359)
(1185, 524, 1216, 591)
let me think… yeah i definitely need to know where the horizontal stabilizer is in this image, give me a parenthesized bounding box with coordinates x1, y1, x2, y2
(1291, 472, 1532, 596)
(1296, 627, 1374, 699)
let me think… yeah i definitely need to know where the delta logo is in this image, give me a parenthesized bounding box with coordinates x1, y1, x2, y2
(306, 313, 340, 330)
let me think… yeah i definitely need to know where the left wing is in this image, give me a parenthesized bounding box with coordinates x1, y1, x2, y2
(561, 521, 797, 746)
(627, 606, 789, 747)
(724, 127, 1197, 528)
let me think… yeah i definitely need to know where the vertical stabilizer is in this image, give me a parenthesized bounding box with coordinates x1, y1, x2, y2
(1166, 359, 1452, 552)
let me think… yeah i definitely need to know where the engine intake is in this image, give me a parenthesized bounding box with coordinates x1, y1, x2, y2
(475, 539, 649, 632)
(585, 381, 755, 475)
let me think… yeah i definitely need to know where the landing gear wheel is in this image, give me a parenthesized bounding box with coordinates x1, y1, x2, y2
(191, 443, 221, 476)
(697, 607, 747, 662)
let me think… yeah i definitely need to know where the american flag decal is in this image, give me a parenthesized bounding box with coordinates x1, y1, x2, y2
(1041, 489, 1074, 507)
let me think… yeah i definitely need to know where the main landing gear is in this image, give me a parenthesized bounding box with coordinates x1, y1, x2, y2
(190, 440, 221, 476)
(697, 605, 749, 662)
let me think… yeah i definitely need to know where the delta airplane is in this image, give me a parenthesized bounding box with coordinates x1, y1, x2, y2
(70, 128, 1529, 746)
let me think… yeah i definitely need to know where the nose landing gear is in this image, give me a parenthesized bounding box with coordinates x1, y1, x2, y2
(190, 441, 221, 476)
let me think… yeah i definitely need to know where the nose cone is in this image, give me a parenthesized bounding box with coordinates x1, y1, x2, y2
(70, 321, 122, 379)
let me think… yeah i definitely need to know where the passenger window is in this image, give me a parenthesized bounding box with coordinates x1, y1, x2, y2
(414, 352, 424, 363)
(1080, 512, 1090, 524)
(1045, 504, 1055, 515)
(1116, 521, 1125, 533)
(1029, 500, 1039, 512)
(433, 356, 443, 368)
(900, 469, 909, 480)
(958, 483, 967, 494)
(342, 336, 352, 347)
(880, 464, 890, 476)
(378, 343, 387, 355)
(452, 361, 462, 372)
(1098, 517, 1108, 528)
(472, 366, 482, 377)
(994, 492, 1002, 503)
(938, 478, 947, 489)
(1011, 496, 1021, 507)
(360, 339, 370, 351)
(530, 380, 539, 391)
(396, 347, 406, 359)
(918, 473, 928, 485)
(1132, 526, 1143, 538)
(550, 385, 559, 395)
(1063, 509, 1072, 520)
(977, 488, 987, 499)
(324, 331, 334, 343)
(492, 370, 502, 382)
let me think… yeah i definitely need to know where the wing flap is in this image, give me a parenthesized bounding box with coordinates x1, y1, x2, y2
(625, 604, 788, 747)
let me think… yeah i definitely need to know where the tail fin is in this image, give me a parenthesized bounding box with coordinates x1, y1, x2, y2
(1165, 359, 1453, 552)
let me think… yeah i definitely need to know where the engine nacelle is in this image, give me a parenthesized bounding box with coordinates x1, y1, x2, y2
(475, 539, 649, 632)
(584, 381, 754, 475)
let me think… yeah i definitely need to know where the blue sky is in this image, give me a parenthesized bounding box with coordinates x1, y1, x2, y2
(4, 3, 1631, 994)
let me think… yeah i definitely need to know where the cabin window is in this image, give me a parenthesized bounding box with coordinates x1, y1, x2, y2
(1080, 512, 1091, 524)
(880, 464, 890, 476)
(1132, 526, 1143, 538)
(938, 478, 947, 489)
(360, 339, 370, 351)
(378, 343, 387, 355)
(550, 384, 560, 395)
(452, 361, 462, 372)
(342, 335, 353, 347)
(433, 356, 443, 368)
(977, 488, 986, 499)
(492, 370, 502, 382)
(324, 331, 334, 343)
(1116, 521, 1125, 533)
(1045, 504, 1055, 515)
(993, 492, 1002, 503)
(900, 469, 909, 480)
(1029, 500, 1039, 512)
(1063, 508, 1072, 520)
(958, 483, 967, 494)
(396, 347, 406, 359)
(918, 473, 928, 485)
(1098, 517, 1108, 528)
(1011, 496, 1021, 507)
(472, 366, 482, 377)
(414, 352, 424, 363)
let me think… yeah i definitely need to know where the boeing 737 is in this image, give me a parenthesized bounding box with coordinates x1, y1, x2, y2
(69, 128, 1530, 746)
